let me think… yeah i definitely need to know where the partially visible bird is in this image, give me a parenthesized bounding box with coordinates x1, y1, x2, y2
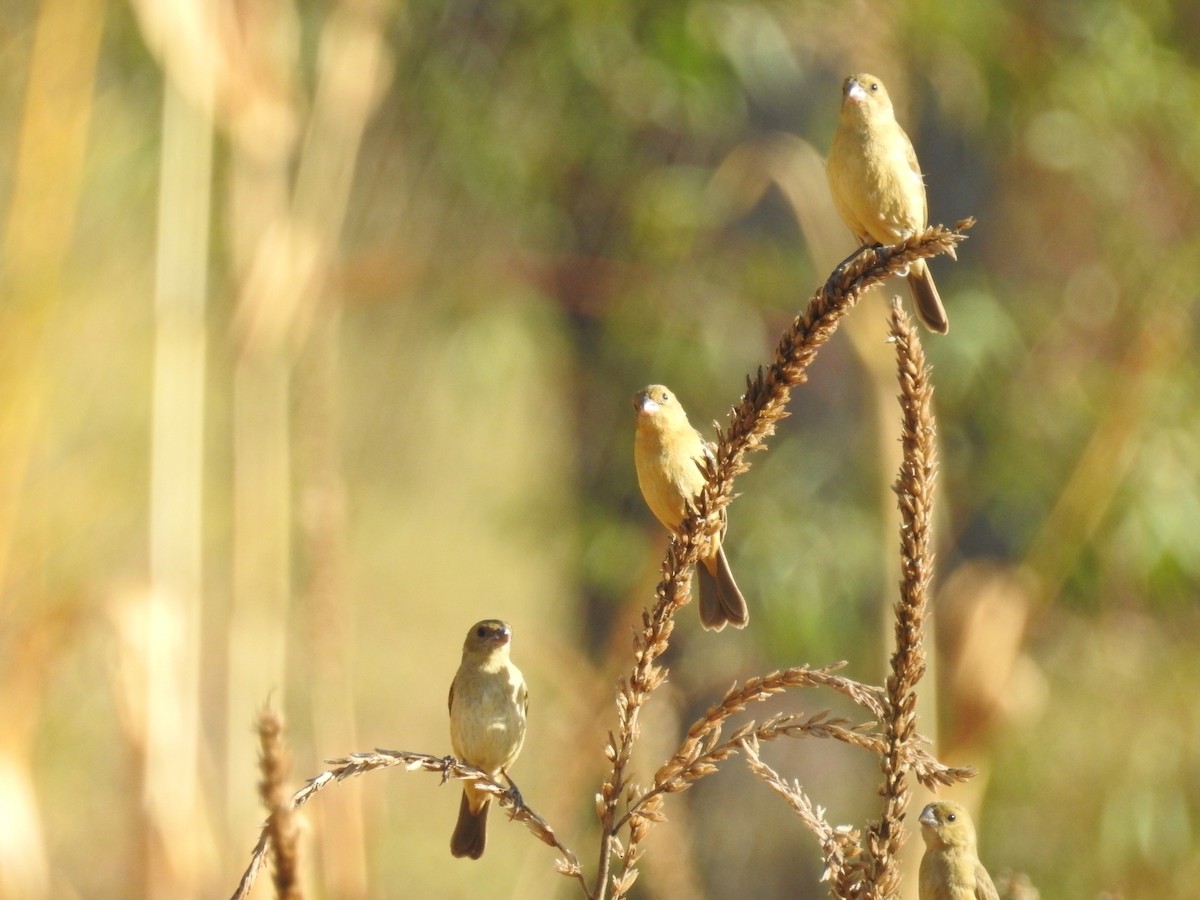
(633, 384, 748, 631)
(448, 619, 528, 860)
(827, 72, 949, 334)
(918, 800, 999, 900)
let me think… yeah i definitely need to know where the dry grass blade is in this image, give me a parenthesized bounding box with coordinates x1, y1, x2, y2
(907, 746, 976, 791)
(756, 711, 876, 749)
(750, 713, 972, 789)
(609, 708, 868, 897)
(230, 749, 583, 900)
(621, 673, 891, 835)
(648, 664, 870, 801)
(741, 736, 866, 896)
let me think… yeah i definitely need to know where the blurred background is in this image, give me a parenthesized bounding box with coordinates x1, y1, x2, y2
(1, 0, 1198, 897)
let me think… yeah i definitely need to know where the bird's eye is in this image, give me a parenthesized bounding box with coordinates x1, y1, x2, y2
(476, 626, 488, 638)
(946, 813, 956, 822)
(660, 391, 670, 402)
(870, 82, 879, 92)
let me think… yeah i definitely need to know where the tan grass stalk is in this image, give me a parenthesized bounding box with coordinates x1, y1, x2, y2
(741, 736, 866, 895)
(736, 299, 972, 899)
(623, 664, 881, 831)
(230, 750, 584, 900)
(594, 222, 972, 898)
(257, 707, 302, 900)
(861, 299, 940, 897)
(701, 222, 973, 529)
(610, 663, 971, 893)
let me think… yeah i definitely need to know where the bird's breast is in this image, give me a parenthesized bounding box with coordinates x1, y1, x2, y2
(450, 668, 527, 773)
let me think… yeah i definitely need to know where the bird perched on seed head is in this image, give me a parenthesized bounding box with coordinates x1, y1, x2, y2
(918, 800, 999, 900)
(827, 72, 950, 334)
(633, 384, 748, 630)
(448, 619, 528, 860)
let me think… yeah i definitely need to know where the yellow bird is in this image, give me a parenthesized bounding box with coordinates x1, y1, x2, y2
(827, 73, 949, 334)
(918, 800, 999, 900)
(634, 384, 748, 630)
(448, 619, 528, 859)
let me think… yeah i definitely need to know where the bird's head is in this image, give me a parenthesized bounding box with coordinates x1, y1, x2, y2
(463, 619, 513, 658)
(634, 384, 689, 427)
(919, 800, 978, 851)
(841, 73, 893, 118)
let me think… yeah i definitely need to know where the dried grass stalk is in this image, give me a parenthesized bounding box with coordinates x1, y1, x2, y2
(858, 299, 942, 898)
(258, 707, 302, 900)
(738, 297, 973, 900)
(595, 223, 971, 898)
(742, 736, 866, 895)
(230, 750, 584, 900)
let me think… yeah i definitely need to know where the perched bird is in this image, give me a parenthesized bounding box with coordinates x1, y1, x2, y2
(633, 384, 748, 631)
(827, 72, 949, 334)
(448, 619, 528, 860)
(918, 800, 999, 900)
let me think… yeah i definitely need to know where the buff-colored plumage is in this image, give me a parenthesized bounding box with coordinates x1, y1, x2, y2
(827, 73, 949, 334)
(448, 619, 528, 859)
(918, 800, 999, 900)
(633, 384, 748, 630)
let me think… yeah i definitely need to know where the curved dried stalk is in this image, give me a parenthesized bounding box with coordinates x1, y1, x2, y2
(735, 299, 974, 900)
(594, 223, 972, 898)
(619, 682, 972, 841)
(699, 222, 973, 535)
(623, 664, 873, 828)
(741, 736, 866, 894)
(230, 750, 584, 900)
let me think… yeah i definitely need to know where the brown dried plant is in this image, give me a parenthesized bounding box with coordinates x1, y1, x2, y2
(862, 297, 941, 896)
(257, 706, 302, 900)
(228, 222, 973, 900)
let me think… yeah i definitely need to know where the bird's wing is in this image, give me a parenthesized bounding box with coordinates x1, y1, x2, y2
(901, 128, 928, 224)
(975, 862, 1000, 900)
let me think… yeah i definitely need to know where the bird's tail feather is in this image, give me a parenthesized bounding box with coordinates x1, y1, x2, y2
(906, 260, 949, 334)
(698, 547, 749, 631)
(450, 790, 488, 860)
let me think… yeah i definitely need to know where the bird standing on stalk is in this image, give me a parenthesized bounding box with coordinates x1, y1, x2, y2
(634, 384, 748, 631)
(827, 72, 950, 334)
(448, 619, 528, 860)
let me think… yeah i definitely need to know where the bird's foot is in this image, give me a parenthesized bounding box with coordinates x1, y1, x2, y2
(833, 243, 878, 276)
(501, 771, 524, 817)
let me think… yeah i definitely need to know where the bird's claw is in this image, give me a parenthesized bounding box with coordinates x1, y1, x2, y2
(832, 246, 860, 276)
(830, 244, 878, 287)
(502, 772, 524, 818)
(439, 755, 457, 785)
